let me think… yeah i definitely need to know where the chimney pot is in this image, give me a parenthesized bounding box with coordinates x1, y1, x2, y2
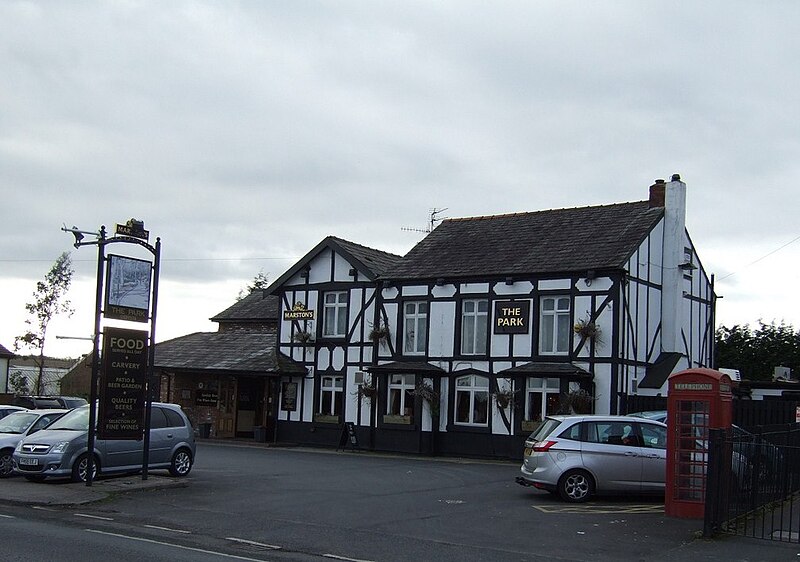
(671, 173, 681, 182)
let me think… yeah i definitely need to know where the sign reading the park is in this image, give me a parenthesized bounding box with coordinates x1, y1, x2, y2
(493, 300, 531, 334)
(98, 327, 148, 440)
(105, 254, 152, 323)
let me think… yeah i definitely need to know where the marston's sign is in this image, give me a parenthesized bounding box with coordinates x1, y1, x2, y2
(115, 218, 149, 241)
(284, 302, 315, 320)
(494, 300, 531, 334)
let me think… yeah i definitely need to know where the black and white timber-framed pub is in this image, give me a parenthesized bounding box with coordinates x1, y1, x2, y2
(154, 175, 715, 459)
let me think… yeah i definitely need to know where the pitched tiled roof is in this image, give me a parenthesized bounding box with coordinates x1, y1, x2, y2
(329, 237, 403, 277)
(383, 201, 663, 280)
(211, 292, 280, 322)
(0, 343, 13, 358)
(266, 236, 403, 292)
(153, 331, 306, 375)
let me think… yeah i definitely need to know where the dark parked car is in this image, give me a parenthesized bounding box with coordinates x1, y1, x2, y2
(12, 396, 88, 409)
(13, 402, 195, 482)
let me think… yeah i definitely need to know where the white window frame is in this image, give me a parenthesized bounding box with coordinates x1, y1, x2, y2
(454, 374, 489, 426)
(403, 301, 428, 355)
(461, 299, 489, 355)
(319, 375, 343, 415)
(387, 374, 416, 416)
(525, 377, 561, 422)
(539, 296, 571, 355)
(322, 291, 348, 338)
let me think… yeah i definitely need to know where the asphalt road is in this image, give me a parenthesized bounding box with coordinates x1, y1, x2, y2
(2, 442, 797, 561)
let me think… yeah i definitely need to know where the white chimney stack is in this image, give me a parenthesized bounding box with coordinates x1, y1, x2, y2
(661, 174, 687, 354)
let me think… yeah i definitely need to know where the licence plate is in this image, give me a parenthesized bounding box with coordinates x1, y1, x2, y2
(524, 447, 533, 457)
(18, 456, 39, 466)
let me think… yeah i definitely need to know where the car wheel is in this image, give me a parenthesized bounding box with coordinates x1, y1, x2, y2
(558, 469, 594, 503)
(0, 449, 13, 478)
(24, 475, 47, 482)
(72, 453, 99, 483)
(169, 448, 193, 477)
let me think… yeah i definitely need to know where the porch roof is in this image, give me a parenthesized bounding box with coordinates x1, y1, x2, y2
(498, 361, 593, 378)
(154, 331, 307, 376)
(366, 361, 446, 375)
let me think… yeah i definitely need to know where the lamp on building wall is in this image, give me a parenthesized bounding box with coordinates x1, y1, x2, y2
(678, 261, 697, 271)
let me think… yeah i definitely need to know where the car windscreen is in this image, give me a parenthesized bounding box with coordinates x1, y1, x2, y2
(0, 412, 39, 434)
(48, 406, 90, 431)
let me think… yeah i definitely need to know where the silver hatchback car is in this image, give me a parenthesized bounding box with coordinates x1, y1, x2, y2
(516, 415, 668, 502)
(12, 402, 195, 482)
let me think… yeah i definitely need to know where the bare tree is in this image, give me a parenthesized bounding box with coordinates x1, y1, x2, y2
(237, 269, 270, 300)
(14, 252, 75, 394)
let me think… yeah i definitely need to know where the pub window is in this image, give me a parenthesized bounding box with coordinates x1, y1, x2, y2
(525, 377, 561, 422)
(322, 291, 348, 337)
(454, 374, 489, 426)
(539, 296, 571, 355)
(388, 374, 416, 417)
(461, 299, 488, 355)
(403, 301, 428, 355)
(319, 375, 343, 415)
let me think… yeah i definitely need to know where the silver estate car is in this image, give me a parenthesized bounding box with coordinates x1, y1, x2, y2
(0, 409, 68, 477)
(516, 415, 668, 502)
(12, 402, 195, 482)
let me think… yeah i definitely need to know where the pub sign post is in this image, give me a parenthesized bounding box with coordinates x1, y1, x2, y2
(64, 219, 161, 485)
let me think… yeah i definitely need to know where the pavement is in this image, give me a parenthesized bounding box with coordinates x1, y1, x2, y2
(0, 442, 799, 561)
(0, 473, 186, 506)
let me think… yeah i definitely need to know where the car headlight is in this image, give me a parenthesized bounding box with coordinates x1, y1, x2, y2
(51, 441, 71, 453)
(14, 441, 24, 452)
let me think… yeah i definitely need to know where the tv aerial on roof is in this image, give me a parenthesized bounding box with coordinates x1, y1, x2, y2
(401, 207, 448, 234)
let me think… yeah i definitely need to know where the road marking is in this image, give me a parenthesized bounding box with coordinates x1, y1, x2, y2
(32, 506, 58, 512)
(225, 537, 281, 550)
(533, 504, 664, 514)
(0, 514, 15, 519)
(85, 529, 267, 561)
(144, 524, 192, 534)
(323, 554, 375, 562)
(74, 513, 115, 521)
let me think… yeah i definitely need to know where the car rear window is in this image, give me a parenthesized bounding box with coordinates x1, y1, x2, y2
(163, 408, 186, 428)
(528, 418, 562, 441)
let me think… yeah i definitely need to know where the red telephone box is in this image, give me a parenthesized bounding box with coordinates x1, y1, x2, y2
(665, 368, 733, 518)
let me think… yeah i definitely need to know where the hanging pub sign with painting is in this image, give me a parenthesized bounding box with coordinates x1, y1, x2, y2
(105, 254, 152, 323)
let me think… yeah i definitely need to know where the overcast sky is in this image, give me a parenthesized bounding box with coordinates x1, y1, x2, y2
(2, 1, 799, 359)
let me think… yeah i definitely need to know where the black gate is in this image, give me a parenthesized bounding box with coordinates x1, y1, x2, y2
(704, 424, 800, 542)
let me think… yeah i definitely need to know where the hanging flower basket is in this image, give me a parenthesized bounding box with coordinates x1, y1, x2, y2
(368, 322, 391, 344)
(412, 381, 440, 417)
(493, 389, 517, 409)
(559, 389, 596, 414)
(293, 330, 314, 344)
(574, 317, 603, 345)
